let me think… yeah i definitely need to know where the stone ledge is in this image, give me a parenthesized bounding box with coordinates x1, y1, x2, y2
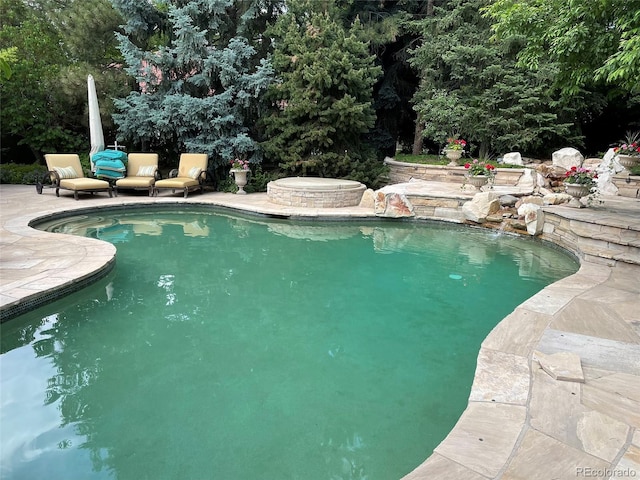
(385, 158, 528, 187)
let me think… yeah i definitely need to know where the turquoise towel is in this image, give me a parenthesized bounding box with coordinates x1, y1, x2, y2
(95, 168, 125, 179)
(93, 149, 128, 165)
(94, 160, 126, 172)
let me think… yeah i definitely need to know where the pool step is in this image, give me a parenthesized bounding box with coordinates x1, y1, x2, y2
(542, 205, 640, 266)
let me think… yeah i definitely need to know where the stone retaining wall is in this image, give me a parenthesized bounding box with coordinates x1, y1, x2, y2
(385, 158, 527, 186)
(541, 210, 640, 265)
(409, 196, 466, 222)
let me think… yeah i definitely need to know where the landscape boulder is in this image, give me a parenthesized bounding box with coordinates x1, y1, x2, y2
(374, 189, 414, 218)
(552, 147, 584, 170)
(462, 191, 500, 223)
(503, 152, 524, 166)
(517, 203, 544, 236)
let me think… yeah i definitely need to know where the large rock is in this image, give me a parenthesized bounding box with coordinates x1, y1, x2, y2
(503, 152, 524, 166)
(517, 203, 544, 236)
(516, 168, 536, 189)
(552, 147, 584, 170)
(499, 194, 519, 207)
(516, 195, 543, 208)
(596, 148, 624, 196)
(536, 172, 549, 189)
(462, 191, 500, 223)
(374, 190, 414, 218)
(543, 193, 572, 205)
(359, 188, 375, 209)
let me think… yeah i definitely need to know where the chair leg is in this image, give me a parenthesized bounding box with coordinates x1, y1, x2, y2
(55, 188, 60, 197)
(183, 188, 189, 199)
(74, 191, 79, 200)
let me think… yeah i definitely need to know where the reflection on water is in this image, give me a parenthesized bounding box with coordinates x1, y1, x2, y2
(44, 216, 211, 242)
(2, 209, 579, 480)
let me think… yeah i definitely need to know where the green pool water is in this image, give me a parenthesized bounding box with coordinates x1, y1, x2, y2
(0, 209, 578, 480)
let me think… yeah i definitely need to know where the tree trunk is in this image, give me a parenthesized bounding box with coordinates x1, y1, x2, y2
(411, 0, 434, 156)
(412, 116, 424, 155)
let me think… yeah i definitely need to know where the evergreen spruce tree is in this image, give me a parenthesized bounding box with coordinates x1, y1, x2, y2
(409, 0, 577, 157)
(261, 2, 384, 186)
(337, 0, 428, 156)
(111, 0, 274, 169)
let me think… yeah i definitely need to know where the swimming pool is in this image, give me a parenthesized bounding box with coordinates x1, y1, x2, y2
(0, 209, 578, 479)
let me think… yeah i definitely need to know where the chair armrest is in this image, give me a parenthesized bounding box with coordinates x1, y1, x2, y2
(169, 169, 178, 178)
(155, 170, 163, 180)
(48, 170, 61, 185)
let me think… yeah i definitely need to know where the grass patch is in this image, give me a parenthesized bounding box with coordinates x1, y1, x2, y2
(392, 153, 526, 169)
(393, 153, 447, 165)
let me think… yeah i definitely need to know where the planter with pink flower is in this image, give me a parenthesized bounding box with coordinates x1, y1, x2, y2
(613, 131, 640, 169)
(230, 159, 250, 194)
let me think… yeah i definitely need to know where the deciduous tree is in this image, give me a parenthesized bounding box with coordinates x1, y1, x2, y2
(409, 0, 577, 157)
(485, 0, 640, 95)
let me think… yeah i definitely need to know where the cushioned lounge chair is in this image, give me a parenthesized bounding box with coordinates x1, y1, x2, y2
(114, 153, 160, 196)
(38, 154, 113, 200)
(153, 153, 208, 198)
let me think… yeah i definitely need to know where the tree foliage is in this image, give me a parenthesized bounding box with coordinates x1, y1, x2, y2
(111, 0, 275, 169)
(409, 0, 578, 157)
(0, 0, 79, 161)
(336, 0, 429, 156)
(261, 1, 384, 185)
(0, 0, 126, 163)
(2, 0, 639, 172)
(485, 0, 640, 95)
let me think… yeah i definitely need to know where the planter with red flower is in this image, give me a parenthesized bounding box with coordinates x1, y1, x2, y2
(462, 159, 496, 191)
(443, 138, 467, 166)
(563, 166, 597, 207)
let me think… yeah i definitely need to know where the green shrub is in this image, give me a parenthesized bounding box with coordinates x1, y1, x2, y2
(0, 163, 49, 184)
(245, 165, 286, 193)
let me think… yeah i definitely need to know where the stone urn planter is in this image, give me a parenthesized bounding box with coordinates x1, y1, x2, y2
(563, 182, 591, 208)
(617, 154, 640, 169)
(444, 149, 463, 166)
(465, 175, 489, 188)
(464, 174, 489, 191)
(230, 169, 249, 194)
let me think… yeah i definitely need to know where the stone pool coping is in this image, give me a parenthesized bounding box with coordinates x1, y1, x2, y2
(1, 184, 638, 479)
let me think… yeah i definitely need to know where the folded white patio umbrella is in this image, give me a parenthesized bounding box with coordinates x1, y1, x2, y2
(88, 74, 105, 171)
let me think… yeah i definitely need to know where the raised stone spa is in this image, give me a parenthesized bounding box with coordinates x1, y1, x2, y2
(267, 176, 366, 208)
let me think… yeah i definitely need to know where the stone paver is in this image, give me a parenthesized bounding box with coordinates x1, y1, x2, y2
(1, 183, 640, 479)
(534, 350, 585, 382)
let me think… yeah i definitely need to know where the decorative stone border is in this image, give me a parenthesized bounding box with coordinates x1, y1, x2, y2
(385, 157, 529, 187)
(267, 176, 366, 208)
